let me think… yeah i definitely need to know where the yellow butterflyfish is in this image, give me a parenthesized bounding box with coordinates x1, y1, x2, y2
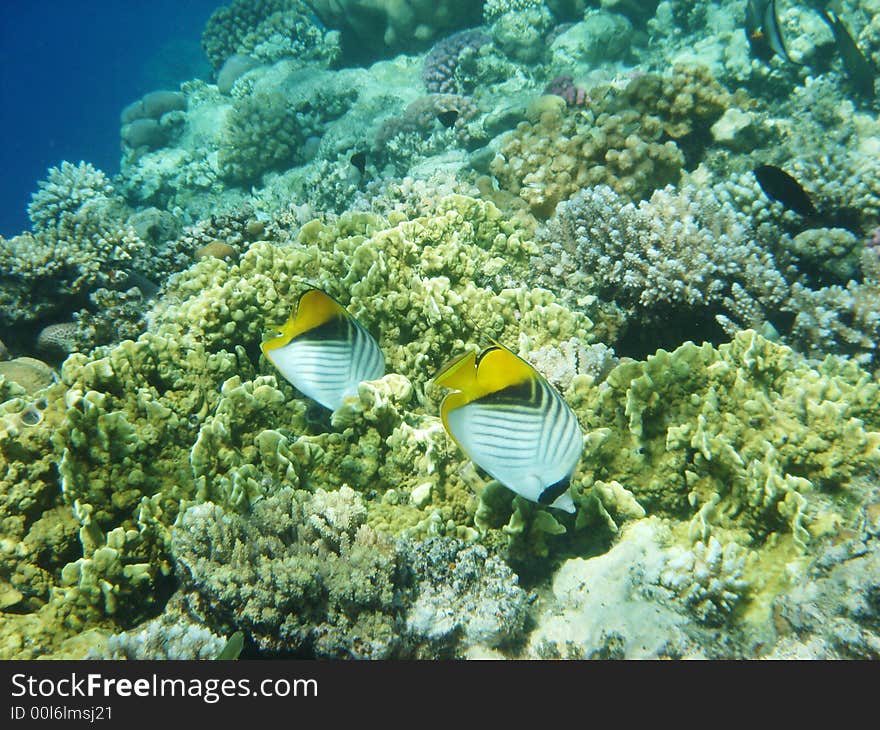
(261, 288, 384, 411)
(435, 343, 583, 513)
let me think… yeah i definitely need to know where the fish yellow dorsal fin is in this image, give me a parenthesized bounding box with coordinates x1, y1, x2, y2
(475, 345, 536, 394)
(434, 350, 478, 391)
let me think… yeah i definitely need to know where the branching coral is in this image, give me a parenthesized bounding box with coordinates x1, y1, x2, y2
(536, 177, 880, 367)
(659, 536, 754, 625)
(535, 182, 789, 314)
(27, 162, 116, 232)
(173, 487, 404, 658)
(0, 194, 146, 330)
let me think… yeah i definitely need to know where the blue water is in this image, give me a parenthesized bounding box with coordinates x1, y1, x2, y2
(0, 0, 220, 237)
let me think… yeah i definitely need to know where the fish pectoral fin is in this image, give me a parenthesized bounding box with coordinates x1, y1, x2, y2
(551, 491, 576, 514)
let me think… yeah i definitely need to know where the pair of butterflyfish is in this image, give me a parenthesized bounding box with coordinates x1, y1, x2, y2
(262, 288, 584, 512)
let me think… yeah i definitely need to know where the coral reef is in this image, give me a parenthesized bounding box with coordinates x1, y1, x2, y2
(202, 0, 338, 71)
(569, 330, 880, 546)
(173, 489, 527, 658)
(308, 0, 483, 60)
(218, 67, 358, 184)
(4, 0, 880, 663)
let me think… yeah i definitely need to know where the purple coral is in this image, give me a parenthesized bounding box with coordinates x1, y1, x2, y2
(544, 75, 589, 107)
(422, 29, 491, 94)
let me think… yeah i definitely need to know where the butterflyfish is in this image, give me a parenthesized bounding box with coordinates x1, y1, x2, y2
(435, 343, 584, 513)
(261, 288, 385, 411)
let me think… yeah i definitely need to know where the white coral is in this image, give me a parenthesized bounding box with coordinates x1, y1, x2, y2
(659, 536, 753, 624)
(28, 161, 115, 232)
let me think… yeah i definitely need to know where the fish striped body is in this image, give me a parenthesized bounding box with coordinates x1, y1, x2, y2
(261, 289, 384, 411)
(437, 345, 583, 513)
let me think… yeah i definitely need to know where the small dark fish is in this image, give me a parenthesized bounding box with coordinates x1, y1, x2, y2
(437, 109, 460, 128)
(350, 151, 366, 174)
(215, 631, 244, 660)
(120, 270, 160, 299)
(753, 165, 818, 218)
(821, 11, 875, 99)
(745, 0, 793, 64)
